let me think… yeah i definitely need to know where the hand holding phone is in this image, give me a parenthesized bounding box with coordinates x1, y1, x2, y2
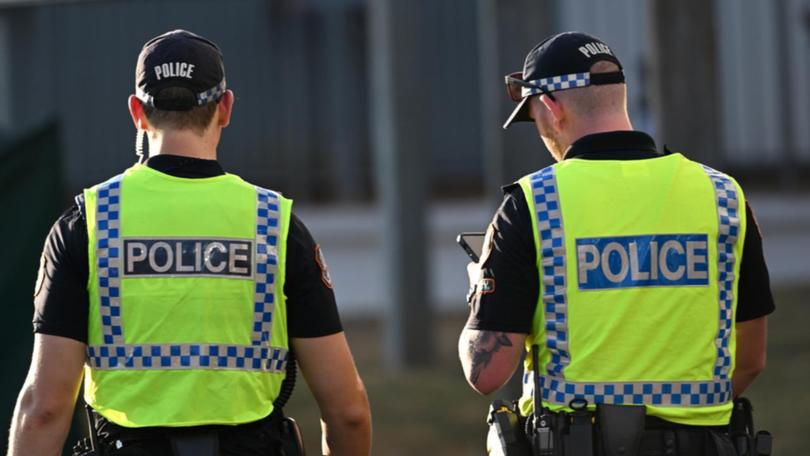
(456, 232, 486, 263)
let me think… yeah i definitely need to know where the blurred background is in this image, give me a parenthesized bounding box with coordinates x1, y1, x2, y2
(1, 0, 808, 454)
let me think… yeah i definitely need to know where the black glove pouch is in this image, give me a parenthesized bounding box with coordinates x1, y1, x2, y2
(596, 404, 645, 456)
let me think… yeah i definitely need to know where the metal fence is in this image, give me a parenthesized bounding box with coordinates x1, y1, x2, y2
(0, 0, 807, 202)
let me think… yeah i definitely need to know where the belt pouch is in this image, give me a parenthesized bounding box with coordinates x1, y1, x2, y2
(487, 400, 531, 456)
(596, 404, 645, 456)
(169, 430, 219, 456)
(279, 416, 306, 456)
(564, 409, 594, 456)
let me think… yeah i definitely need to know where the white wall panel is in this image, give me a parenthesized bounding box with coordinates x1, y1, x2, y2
(715, 0, 810, 164)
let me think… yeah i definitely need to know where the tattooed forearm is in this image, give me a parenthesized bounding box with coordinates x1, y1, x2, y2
(467, 331, 513, 385)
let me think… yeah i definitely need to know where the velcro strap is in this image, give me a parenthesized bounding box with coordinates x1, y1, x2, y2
(590, 71, 625, 85)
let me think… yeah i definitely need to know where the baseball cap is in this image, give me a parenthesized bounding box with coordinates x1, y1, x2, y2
(135, 29, 227, 111)
(503, 31, 625, 129)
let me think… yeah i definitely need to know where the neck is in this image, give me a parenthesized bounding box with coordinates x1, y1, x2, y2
(561, 113, 633, 154)
(146, 128, 219, 160)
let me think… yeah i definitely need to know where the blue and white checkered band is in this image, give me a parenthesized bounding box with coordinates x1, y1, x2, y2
(529, 167, 570, 378)
(252, 187, 281, 346)
(701, 165, 740, 380)
(95, 175, 124, 346)
(135, 78, 227, 107)
(135, 89, 156, 108)
(197, 78, 227, 105)
(539, 377, 732, 407)
(521, 72, 590, 98)
(88, 182, 287, 372)
(87, 344, 287, 372)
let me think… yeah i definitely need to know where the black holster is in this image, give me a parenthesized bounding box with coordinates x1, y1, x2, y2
(487, 400, 532, 456)
(730, 397, 772, 456)
(277, 416, 305, 456)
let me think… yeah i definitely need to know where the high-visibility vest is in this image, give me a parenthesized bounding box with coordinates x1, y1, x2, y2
(517, 153, 746, 426)
(83, 164, 292, 427)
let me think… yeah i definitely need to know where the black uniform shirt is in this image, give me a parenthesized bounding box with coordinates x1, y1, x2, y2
(33, 154, 343, 342)
(467, 131, 775, 333)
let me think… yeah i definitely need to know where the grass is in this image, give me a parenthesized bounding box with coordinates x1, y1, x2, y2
(742, 286, 810, 453)
(285, 285, 810, 455)
(285, 315, 493, 455)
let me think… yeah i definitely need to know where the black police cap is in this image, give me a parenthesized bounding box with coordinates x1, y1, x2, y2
(503, 31, 625, 129)
(135, 30, 227, 111)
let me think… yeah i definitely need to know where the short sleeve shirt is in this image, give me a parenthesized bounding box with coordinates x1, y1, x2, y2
(33, 155, 343, 342)
(466, 131, 775, 333)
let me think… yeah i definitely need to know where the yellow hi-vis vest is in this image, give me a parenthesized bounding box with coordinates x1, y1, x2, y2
(517, 153, 746, 426)
(82, 164, 292, 428)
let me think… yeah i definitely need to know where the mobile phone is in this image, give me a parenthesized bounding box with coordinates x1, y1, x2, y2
(456, 232, 486, 263)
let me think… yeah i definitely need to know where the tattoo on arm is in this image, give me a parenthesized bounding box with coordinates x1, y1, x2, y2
(467, 331, 513, 385)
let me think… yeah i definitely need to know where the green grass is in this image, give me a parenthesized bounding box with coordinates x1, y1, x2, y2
(285, 316, 493, 455)
(743, 286, 810, 453)
(285, 285, 810, 454)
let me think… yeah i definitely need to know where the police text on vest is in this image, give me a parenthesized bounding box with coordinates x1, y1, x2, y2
(576, 234, 709, 290)
(123, 238, 253, 278)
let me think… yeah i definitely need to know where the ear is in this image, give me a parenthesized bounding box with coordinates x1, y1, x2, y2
(539, 94, 565, 131)
(128, 95, 150, 131)
(216, 90, 235, 128)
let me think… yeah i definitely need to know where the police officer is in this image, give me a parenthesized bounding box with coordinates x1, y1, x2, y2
(459, 32, 774, 455)
(9, 30, 371, 455)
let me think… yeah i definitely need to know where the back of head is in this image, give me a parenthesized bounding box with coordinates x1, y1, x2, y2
(142, 87, 219, 135)
(134, 29, 227, 136)
(503, 31, 627, 129)
(554, 60, 628, 120)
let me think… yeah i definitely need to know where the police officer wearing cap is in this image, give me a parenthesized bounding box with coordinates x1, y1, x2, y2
(9, 30, 371, 456)
(459, 32, 774, 455)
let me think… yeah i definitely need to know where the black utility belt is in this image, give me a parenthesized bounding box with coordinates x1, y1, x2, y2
(73, 407, 304, 456)
(486, 399, 765, 456)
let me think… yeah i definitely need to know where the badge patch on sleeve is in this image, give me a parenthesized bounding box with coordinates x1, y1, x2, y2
(314, 244, 334, 289)
(478, 277, 496, 295)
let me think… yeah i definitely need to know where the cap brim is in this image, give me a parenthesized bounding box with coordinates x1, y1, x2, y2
(502, 97, 532, 129)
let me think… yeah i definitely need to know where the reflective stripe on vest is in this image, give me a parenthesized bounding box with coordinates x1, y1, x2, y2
(530, 167, 570, 378)
(86, 174, 288, 372)
(702, 165, 741, 380)
(523, 164, 739, 407)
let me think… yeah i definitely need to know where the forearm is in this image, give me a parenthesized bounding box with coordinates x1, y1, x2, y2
(320, 402, 372, 456)
(8, 388, 75, 456)
(8, 334, 86, 456)
(459, 328, 525, 395)
(293, 333, 372, 455)
(732, 316, 768, 397)
(732, 367, 762, 398)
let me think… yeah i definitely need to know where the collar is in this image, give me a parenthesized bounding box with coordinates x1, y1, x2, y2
(563, 131, 661, 160)
(145, 154, 225, 178)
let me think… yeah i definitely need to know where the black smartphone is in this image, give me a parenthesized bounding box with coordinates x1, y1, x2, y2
(456, 232, 486, 263)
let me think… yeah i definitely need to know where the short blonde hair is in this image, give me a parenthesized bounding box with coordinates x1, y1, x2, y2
(555, 61, 627, 118)
(142, 87, 219, 135)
